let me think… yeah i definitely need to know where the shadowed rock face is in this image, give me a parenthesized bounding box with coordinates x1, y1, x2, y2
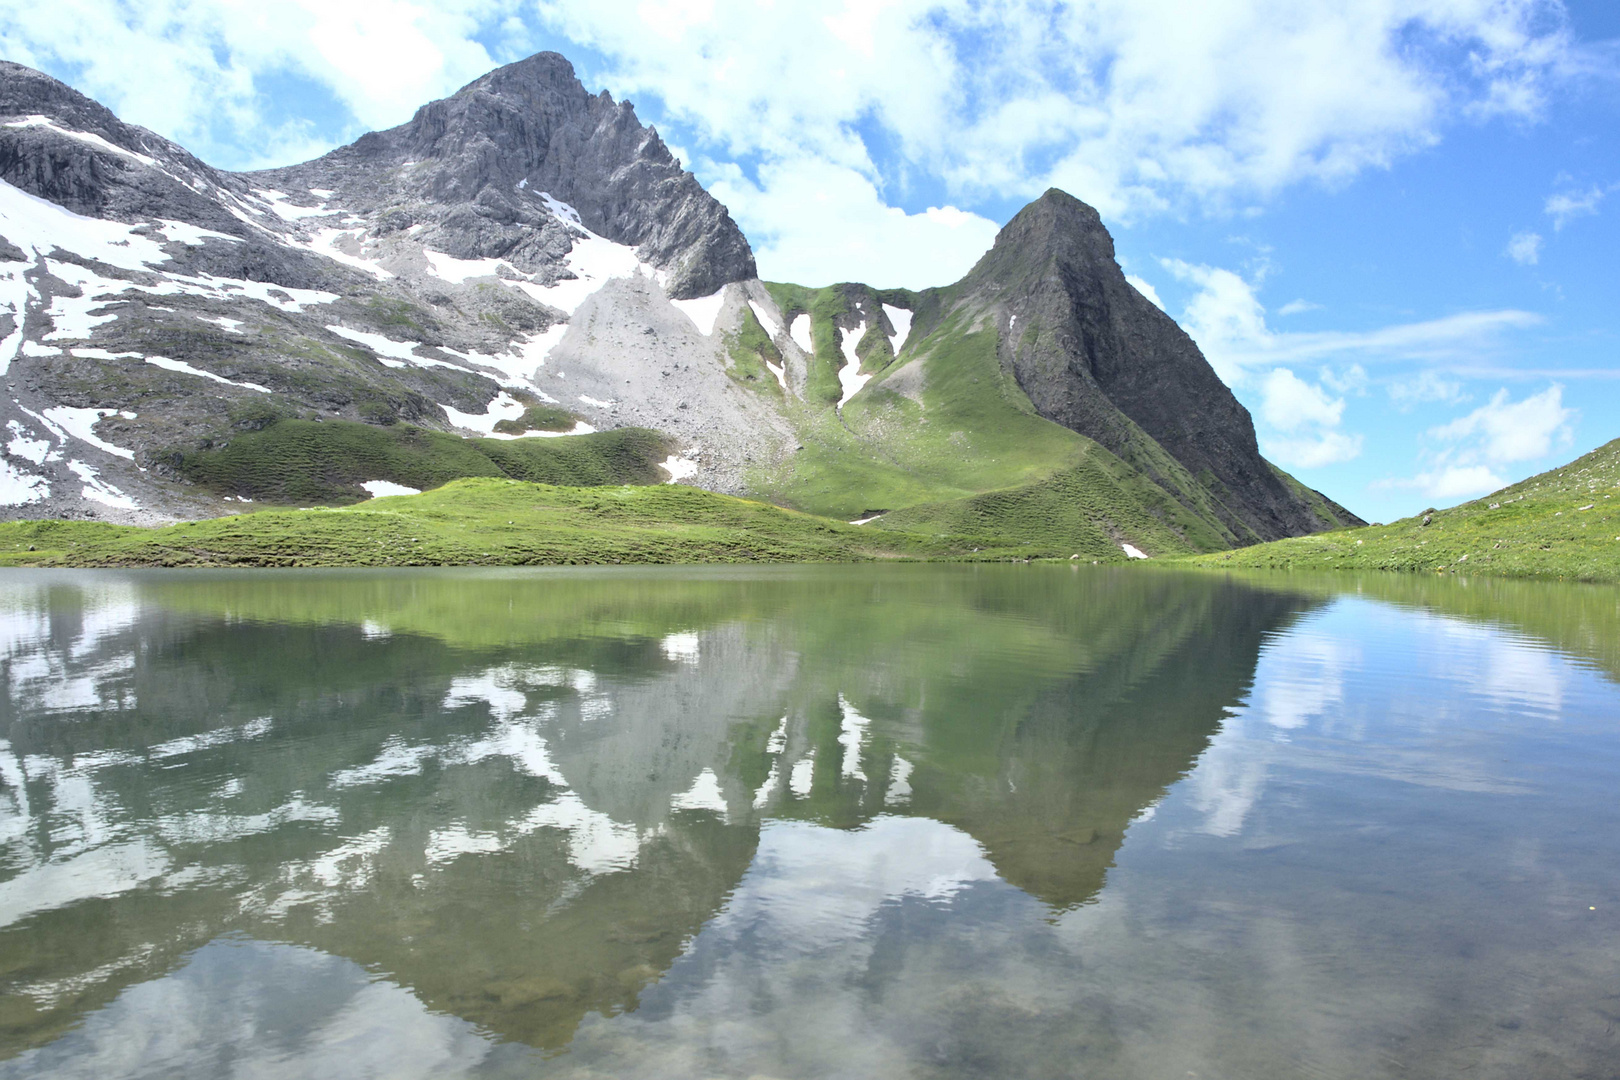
(959, 189, 1361, 542)
(0, 61, 234, 227)
(251, 52, 755, 300)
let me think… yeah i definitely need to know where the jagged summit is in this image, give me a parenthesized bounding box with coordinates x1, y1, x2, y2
(958, 187, 1356, 542)
(252, 51, 754, 300)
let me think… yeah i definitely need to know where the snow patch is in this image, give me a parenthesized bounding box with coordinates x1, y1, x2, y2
(789, 313, 814, 353)
(848, 515, 882, 526)
(69, 348, 139, 361)
(441, 391, 526, 435)
(764, 357, 788, 391)
(42, 407, 135, 459)
(748, 299, 782, 339)
(504, 421, 595, 440)
(421, 249, 509, 284)
(144, 355, 271, 393)
(6, 420, 51, 465)
(255, 189, 338, 221)
(882, 303, 913, 354)
(1121, 543, 1150, 560)
(152, 220, 240, 247)
(303, 228, 393, 279)
(671, 287, 727, 336)
(360, 481, 420, 499)
(509, 213, 653, 315)
(659, 455, 699, 483)
(3, 116, 156, 167)
(0, 179, 167, 272)
(68, 460, 137, 509)
(578, 395, 615, 408)
(836, 322, 871, 408)
(195, 315, 244, 333)
(324, 326, 462, 373)
(0, 458, 48, 506)
(539, 193, 584, 227)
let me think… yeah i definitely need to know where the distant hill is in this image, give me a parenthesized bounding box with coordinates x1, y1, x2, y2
(0, 53, 1357, 558)
(1188, 437, 1620, 582)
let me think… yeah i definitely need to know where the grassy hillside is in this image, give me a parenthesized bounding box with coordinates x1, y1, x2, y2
(753, 284, 1337, 557)
(750, 292, 1221, 554)
(0, 478, 977, 568)
(171, 417, 672, 504)
(873, 449, 1231, 557)
(1187, 437, 1620, 583)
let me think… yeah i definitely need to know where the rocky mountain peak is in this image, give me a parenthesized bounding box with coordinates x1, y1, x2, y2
(261, 50, 755, 299)
(960, 187, 1359, 542)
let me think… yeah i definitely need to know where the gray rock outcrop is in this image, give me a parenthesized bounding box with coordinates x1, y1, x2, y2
(958, 189, 1361, 541)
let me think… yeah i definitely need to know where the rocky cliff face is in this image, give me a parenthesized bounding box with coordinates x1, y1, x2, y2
(250, 53, 754, 301)
(957, 190, 1360, 542)
(0, 54, 781, 523)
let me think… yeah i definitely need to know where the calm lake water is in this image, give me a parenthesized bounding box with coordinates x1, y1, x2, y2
(1, 565, 1617, 1079)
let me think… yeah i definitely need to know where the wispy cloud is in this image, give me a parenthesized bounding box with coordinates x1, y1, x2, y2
(2, 1, 1586, 285)
(1378, 384, 1576, 501)
(1161, 258, 1541, 379)
(1545, 184, 1608, 229)
(1505, 230, 1542, 264)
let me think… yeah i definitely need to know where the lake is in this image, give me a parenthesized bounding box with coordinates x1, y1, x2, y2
(1, 565, 1617, 1079)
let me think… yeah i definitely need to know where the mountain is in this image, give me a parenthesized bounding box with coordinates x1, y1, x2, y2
(0, 52, 1358, 553)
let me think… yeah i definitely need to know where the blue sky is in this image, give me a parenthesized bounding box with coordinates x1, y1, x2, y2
(3, 0, 1617, 523)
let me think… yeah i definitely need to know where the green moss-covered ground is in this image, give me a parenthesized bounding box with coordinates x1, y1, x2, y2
(873, 448, 1230, 557)
(1184, 437, 1620, 583)
(172, 418, 672, 505)
(0, 478, 983, 568)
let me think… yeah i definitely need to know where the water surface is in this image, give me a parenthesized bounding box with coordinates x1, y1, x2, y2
(1, 565, 1617, 1079)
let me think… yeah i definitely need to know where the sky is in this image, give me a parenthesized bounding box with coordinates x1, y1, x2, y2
(2, 0, 1618, 522)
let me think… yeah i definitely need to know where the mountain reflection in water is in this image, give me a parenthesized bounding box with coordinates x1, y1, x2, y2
(1, 565, 1617, 1080)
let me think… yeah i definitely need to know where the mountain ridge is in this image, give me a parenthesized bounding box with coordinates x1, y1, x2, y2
(0, 51, 1359, 556)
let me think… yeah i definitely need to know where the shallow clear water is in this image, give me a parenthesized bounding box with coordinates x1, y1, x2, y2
(1, 565, 1617, 1079)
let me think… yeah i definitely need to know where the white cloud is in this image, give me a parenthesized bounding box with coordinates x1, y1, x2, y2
(1378, 384, 1573, 502)
(1319, 364, 1368, 395)
(0, 0, 506, 168)
(1277, 299, 1321, 316)
(541, 1, 1573, 221)
(1387, 370, 1466, 409)
(1255, 367, 1364, 467)
(0, 1, 1588, 285)
(1260, 368, 1344, 431)
(1264, 430, 1365, 469)
(1125, 274, 1165, 309)
(1545, 185, 1606, 229)
(707, 157, 999, 288)
(1505, 230, 1542, 264)
(1383, 464, 1510, 499)
(1428, 384, 1574, 464)
(1162, 258, 1540, 381)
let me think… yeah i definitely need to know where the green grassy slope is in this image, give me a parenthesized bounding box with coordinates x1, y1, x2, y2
(171, 418, 673, 504)
(0, 478, 973, 568)
(873, 448, 1231, 557)
(1187, 437, 1620, 582)
(752, 288, 1247, 555)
